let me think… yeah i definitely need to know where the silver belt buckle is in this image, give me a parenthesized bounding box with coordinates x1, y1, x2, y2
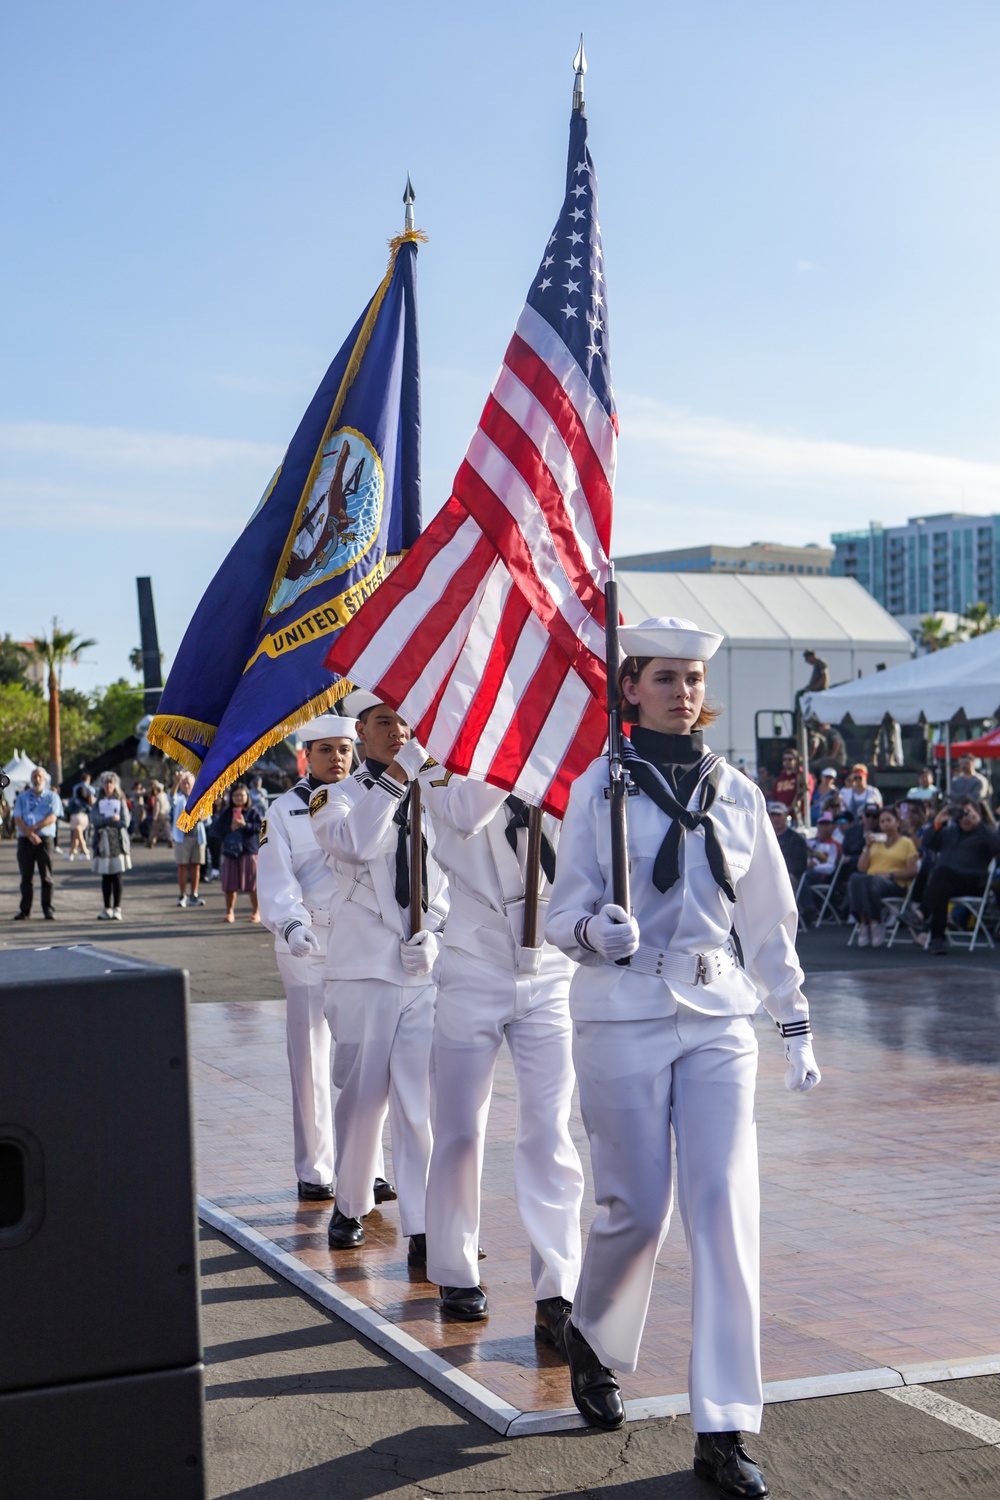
(695, 953, 708, 985)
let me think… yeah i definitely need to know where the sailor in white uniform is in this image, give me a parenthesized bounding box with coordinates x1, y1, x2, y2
(256, 713, 358, 1201)
(545, 617, 821, 1500)
(310, 692, 447, 1263)
(420, 771, 584, 1334)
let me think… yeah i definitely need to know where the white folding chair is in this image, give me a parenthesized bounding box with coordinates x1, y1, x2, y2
(810, 856, 845, 927)
(883, 876, 918, 948)
(946, 858, 997, 952)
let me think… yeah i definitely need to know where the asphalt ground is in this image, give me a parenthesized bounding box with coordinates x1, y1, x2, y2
(4, 837, 1000, 1498)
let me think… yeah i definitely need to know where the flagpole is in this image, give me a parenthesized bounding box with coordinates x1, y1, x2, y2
(605, 564, 631, 916)
(409, 782, 423, 936)
(522, 806, 544, 947)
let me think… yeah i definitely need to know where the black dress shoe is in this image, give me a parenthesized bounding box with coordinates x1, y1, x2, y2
(406, 1233, 426, 1266)
(297, 1180, 335, 1201)
(693, 1431, 769, 1498)
(13, 912, 29, 921)
(327, 1205, 365, 1248)
(373, 1176, 397, 1203)
(440, 1285, 488, 1321)
(534, 1295, 572, 1350)
(561, 1319, 625, 1430)
(43, 911, 56, 921)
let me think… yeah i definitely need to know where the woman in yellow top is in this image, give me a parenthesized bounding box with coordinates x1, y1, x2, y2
(847, 806, 919, 948)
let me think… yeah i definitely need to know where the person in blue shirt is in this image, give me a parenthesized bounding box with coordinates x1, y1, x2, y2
(13, 767, 63, 920)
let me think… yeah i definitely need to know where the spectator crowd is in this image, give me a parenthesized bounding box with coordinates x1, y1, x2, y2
(767, 752, 1000, 954)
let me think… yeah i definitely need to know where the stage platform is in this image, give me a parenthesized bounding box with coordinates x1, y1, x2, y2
(192, 967, 1000, 1436)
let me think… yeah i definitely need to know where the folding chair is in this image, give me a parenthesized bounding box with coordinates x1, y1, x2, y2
(793, 870, 808, 933)
(810, 856, 845, 927)
(946, 858, 997, 952)
(883, 876, 918, 949)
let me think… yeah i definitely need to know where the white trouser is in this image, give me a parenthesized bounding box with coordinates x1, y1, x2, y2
(573, 1010, 762, 1435)
(426, 948, 584, 1299)
(325, 977, 434, 1235)
(276, 949, 334, 1185)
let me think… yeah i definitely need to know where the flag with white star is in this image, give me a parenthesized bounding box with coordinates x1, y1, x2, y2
(526, 109, 615, 426)
(326, 105, 616, 815)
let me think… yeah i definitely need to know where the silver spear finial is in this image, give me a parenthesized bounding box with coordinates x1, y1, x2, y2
(572, 33, 587, 113)
(403, 173, 415, 232)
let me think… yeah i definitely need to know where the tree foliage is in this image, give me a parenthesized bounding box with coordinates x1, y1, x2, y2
(0, 634, 33, 688)
(0, 683, 95, 766)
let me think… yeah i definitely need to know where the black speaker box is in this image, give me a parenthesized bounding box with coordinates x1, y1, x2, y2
(0, 1363, 204, 1499)
(0, 945, 204, 1498)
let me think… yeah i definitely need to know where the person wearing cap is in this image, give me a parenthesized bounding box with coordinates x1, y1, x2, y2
(310, 691, 448, 1263)
(418, 769, 584, 1334)
(810, 767, 838, 822)
(257, 712, 386, 1202)
(798, 811, 842, 926)
(546, 616, 820, 1500)
(841, 764, 882, 819)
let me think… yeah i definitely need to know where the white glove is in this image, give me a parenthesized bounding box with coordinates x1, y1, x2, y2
(586, 904, 640, 961)
(784, 1036, 821, 1092)
(287, 925, 321, 959)
(400, 928, 440, 976)
(392, 737, 429, 781)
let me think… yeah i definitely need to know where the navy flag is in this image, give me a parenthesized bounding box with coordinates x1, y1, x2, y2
(149, 231, 423, 826)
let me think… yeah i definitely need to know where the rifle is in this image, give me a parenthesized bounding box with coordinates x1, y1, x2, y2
(605, 565, 631, 919)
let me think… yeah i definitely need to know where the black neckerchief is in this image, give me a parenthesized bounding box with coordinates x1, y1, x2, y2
(622, 730, 735, 902)
(292, 772, 323, 807)
(364, 759, 428, 911)
(503, 794, 557, 883)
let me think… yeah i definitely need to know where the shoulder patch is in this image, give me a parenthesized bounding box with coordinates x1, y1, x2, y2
(428, 769, 454, 788)
(259, 817, 269, 846)
(309, 788, 329, 816)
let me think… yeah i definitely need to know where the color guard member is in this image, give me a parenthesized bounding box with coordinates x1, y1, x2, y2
(310, 692, 447, 1263)
(420, 772, 584, 1335)
(546, 617, 821, 1500)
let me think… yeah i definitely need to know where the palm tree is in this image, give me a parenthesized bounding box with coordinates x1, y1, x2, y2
(916, 615, 958, 653)
(962, 601, 999, 638)
(29, 620, 97, 784)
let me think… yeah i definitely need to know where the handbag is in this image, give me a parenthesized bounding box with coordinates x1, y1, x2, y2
(222, 830, 245, 859)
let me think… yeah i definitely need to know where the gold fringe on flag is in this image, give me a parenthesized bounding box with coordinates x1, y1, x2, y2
(147, 714, 218, 773)
(175, 678, 354, 830)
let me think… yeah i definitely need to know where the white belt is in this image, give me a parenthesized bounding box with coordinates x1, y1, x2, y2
(627, 940, 737, 987)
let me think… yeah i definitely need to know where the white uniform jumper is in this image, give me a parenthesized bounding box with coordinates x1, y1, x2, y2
(546, 732, 811, 1435)
(311, 761, 447, 1235)
(256, 776, 337, 1187)
(420, 772, 584, 1299)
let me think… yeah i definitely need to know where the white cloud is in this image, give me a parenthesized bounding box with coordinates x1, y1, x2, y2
(0, 420, 284, 536)
(620, 397, 1000, 509)
(0, 420, 279, 472)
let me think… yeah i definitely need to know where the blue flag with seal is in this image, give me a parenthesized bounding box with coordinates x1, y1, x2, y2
(149, 230, 423, 827)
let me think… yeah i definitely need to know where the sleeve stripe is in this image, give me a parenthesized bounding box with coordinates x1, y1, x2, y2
(376, 773, 406, 800)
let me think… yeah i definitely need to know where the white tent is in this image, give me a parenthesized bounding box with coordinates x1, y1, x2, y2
(616, 572, 913, 769)
(2, 749, 39, 807)
(802, 630, 1000, 725)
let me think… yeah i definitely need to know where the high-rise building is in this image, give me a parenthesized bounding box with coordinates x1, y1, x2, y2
(831, 514, 1000, 617)
(613, 541, 833, 575)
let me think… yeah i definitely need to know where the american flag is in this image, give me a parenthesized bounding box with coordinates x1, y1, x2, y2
(324, 107, 616, 815)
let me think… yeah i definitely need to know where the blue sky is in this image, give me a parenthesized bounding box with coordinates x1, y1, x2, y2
(3, 1, 999, 692)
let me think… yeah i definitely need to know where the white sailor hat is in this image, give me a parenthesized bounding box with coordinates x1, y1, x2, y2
(618, 616, 723, 662)
(340, 689, 384, 718)
(299, 712, 358, 743)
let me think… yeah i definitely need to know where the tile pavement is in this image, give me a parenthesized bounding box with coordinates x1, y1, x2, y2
(190, 965, 1000, 1419)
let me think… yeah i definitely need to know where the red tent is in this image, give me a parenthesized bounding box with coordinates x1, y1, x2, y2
(933, 726, 1000, 760)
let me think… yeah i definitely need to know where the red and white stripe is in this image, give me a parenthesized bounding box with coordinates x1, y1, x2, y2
(325, 307, 616, 815)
